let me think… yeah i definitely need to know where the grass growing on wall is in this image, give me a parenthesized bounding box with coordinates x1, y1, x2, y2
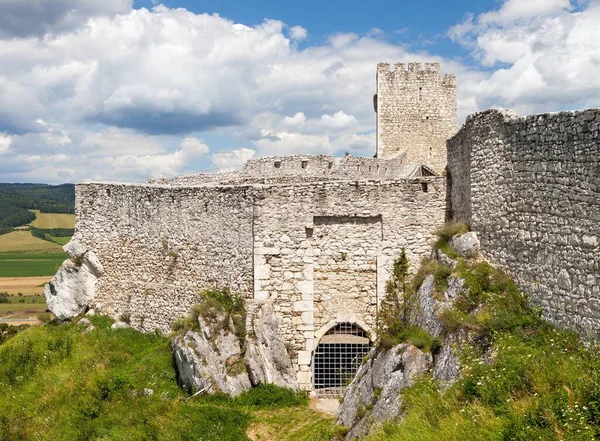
(0, 316, 336, 441)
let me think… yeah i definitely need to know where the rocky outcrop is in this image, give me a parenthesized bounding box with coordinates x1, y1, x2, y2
(337, 344, 432, 440)
(172, 313, 252, 397)
(172, 302, 296, 397)
(244, 304, 297, 390)
(449, 231, 480, 258)
(44, 239, 103, 321)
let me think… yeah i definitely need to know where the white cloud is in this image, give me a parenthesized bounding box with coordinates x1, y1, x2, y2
(0, 133, 11, 154)
(289, 25, 308, 40)
(0, 2, 598, 183)
(212, 148, 256, 169)
(180, 136, 210, 156)
(479, 0, 572, 24)
(450, 0, 600, 112)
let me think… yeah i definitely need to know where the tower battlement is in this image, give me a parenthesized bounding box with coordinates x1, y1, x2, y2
(376, 61, 458, 171)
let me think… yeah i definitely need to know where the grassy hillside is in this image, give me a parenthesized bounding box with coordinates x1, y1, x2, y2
(28, 209, 75, 229)
(0, 316, 337, 441)
(0, 231, 65, 253)
(363, 226, 600, 441)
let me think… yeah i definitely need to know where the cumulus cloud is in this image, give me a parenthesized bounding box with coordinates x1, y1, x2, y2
(450, 0, 600, 113)
(0, 1, 598, 183)
(0, 0, 132, 38)
(211, 148, 256, 170)
(0, 133, 11, 154)
(289, 25, 308, 40)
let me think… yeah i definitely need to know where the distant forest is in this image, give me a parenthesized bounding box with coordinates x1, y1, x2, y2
(0, 184, 75, 234)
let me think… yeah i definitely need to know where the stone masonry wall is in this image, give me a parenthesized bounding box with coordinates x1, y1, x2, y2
(447, 108, 600, 333)
(251, 178, 446, 387)
(74, 183, 255, 332)
(377, 62, 457, 173)
(149, 153, 413, 187)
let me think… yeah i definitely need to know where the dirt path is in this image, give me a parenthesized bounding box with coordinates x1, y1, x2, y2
(310, 398, 340, 415)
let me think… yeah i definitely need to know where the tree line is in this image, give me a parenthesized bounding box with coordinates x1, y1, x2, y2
(0, 183, 75, 234)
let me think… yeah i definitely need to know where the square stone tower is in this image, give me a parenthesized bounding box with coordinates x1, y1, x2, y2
(375, 62, 457, 172)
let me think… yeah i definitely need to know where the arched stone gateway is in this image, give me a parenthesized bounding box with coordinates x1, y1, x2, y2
(312, 322, 373, 397)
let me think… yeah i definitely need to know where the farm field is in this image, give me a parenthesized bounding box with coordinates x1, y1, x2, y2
(0, 253, 67, 277)
(0, 230, 64, 252)
(28, 210, 75, 229)
(0, 301, 47, 317)
(0, 276, 51, 295)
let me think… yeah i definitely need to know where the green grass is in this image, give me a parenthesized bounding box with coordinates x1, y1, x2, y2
(0, 317, 335, 441)
(365, 240, 600, 441)
(0, 252, 67, 277)
(47, 234, 71, 245)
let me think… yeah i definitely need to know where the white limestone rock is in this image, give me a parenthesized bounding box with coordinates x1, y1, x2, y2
(172, 313, 251, 397)
(430, 247, 458, 268)
(449, 232, 480, 258)
(410, 275, 468, 337)
(244, 304, 297, 390)
(76, 317, 95, 333)
(111, 321, 131, 330)
(44, 239, 103, 321)
(433, 332, 463, 387)
(336, 344, 432, 440)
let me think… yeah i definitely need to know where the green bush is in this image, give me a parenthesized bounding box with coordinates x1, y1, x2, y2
(234, 384, 308, 409)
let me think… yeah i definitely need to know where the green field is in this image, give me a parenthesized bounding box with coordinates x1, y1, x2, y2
(28, 210, 75, 229)
(0, 253, 67, 277)
(0, 302, 47, 315)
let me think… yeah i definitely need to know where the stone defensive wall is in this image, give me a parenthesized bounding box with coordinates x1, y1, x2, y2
(74, 176, 446, 388)
(149, 153, 411, 187)
(447, 108, 600, 333)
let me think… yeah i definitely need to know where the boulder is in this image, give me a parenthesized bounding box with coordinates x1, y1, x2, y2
(336, 344, 432, 440)
(44, 239, 103, 321)
(172, 312, 251, 397)
(433, 332, 462, 387)
(449, 232, 480, 258)
(111, 321, 130, 330)
(244, 304, 297, 390)
(76, 317, 95, 333)
(410, 275, 468, 338)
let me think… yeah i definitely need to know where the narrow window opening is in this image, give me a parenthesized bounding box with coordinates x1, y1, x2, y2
(106, 188, 111, 197)
(147, 195, 152, 202)
(274, 161, 281, 168)
(301, 160, 308, 169)
(328, 162, 334, 169)
(305, 227, 313, 238)
(421, 182, 429, 193)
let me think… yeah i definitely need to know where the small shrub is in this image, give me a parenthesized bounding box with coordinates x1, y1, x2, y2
(234, 384, 308, 409)
(37, 312, 53, 323)
(412, 258, 453, 293)
(434, 222, 469, 250)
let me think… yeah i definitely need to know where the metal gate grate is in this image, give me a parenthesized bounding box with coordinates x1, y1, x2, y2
(313, 323, 372, 398)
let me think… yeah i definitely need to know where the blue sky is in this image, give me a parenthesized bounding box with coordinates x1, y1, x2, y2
(0, 0, 598, 183)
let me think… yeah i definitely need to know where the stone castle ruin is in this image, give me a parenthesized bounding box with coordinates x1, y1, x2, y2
(45, 62, 599, 395)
